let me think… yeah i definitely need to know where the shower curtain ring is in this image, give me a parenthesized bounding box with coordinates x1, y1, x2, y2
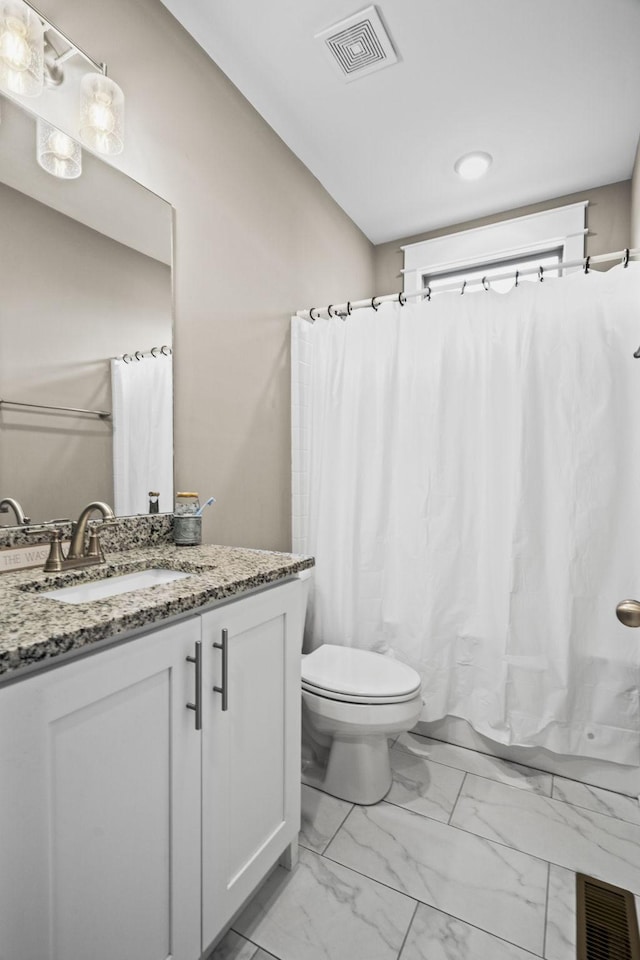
(122, 353, 132, 363)
(623, 248, 630, 268)
(371, 296, 380, 311)
(514, 270, 519, 287)
(398, 291, 407, 306)
(327, 304, 335, 317)
(538, 266, 544, 282)
(584, 256, 591, 275)
(634, 345, 640, 358)
(309, 307, 319, 322)
(346, 301, 352, 316)
(460, 280, 467, 295)
(134, 351, 144, 361)
(482, 276, 490, 291)
(425, 285, 431, 301)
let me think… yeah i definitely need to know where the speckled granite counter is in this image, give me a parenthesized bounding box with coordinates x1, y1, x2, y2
(0, 544, 314, 681)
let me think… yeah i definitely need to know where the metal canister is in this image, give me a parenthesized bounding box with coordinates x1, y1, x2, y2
(173, 514, 202, 546)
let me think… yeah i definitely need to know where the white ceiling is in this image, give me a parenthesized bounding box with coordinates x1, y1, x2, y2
(160, 0, 640, 245)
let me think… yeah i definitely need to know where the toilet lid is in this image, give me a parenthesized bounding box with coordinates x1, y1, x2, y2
(301, 644, 421, 701)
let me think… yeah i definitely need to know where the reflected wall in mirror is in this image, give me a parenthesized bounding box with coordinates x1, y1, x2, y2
(0, 96, 174, 526)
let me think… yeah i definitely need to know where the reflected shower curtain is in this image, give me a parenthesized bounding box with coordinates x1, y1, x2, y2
(292, 265, 640, 765)
(111, 353, 173, 515)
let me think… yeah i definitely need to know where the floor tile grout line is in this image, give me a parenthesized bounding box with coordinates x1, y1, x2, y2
(317, 845, 545, 958)
(339, 797, 640, 899)
(392, 745, 553, 795)
(399, 736, 640, 818)
(320, 801, 356, 855)
(228, 929, 280, 959)
(454, 770, 640, 837)
(448, 770, 467, 825)
(408, 731, 640, 810)
(390, 743, 554, 802)
(400, 731, 551, 779)
(395, 900, 419, 960)
(541, 860, 551, 959)
(383, 793, 457, 824)
(548, 780, 640, 826)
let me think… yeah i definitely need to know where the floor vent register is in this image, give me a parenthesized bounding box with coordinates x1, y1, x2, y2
(577, 873, 640, 959)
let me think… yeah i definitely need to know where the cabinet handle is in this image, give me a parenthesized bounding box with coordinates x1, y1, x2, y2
(186, 640, 202, 730)
(213, 629, 229, 711)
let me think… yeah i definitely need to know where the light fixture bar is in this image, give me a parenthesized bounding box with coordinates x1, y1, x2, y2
(21, 0, 105, 75)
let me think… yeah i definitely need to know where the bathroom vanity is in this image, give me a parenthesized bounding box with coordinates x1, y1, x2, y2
(0, 543, 313, 960)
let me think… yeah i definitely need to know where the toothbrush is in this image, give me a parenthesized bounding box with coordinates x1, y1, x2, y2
(194, 496, 216, 517)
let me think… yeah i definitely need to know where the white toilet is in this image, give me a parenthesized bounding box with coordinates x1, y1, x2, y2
(301, 644, 423, 805)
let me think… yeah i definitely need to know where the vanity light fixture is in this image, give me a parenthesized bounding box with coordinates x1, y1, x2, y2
(79, 72, 124, 156)
(36, 117, 81, 179)
(454, 151, 493, 181)
(0, 0, 126, 156)
(0, 0, 44, 98)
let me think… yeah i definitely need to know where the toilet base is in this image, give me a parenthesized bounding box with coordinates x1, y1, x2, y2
(303, 734, 393, 805)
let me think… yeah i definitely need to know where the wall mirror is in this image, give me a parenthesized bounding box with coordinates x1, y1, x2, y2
(0, 95, 174, 527)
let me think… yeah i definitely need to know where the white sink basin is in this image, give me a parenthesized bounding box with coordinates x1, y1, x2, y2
(44, 569, 191, 604)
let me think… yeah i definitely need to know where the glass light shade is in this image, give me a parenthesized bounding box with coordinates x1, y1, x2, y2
(0, 0, 44, 98)
(79, 72, 124, 155)
(37, 118, 82, 179)
(454, 151, 493, 181)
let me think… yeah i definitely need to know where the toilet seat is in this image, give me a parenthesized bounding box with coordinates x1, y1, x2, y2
(302, 644, 421, 705)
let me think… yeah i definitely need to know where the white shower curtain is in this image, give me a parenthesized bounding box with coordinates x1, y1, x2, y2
(292, 265, 640, 765)
(111, 353, 173, 515)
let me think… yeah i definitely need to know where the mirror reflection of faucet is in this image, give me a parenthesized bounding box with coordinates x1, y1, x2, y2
(0, 498, 31, 526)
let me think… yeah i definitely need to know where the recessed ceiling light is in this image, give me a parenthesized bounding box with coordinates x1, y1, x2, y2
(454, 151, 493, 180)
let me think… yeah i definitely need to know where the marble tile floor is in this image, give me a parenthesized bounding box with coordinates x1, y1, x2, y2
(210, 733, 640, 960)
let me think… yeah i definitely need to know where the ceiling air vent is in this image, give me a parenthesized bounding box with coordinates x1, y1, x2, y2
(315, 6, 398, 82)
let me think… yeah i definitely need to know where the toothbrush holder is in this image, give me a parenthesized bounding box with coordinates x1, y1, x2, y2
(173, 514, 202, 546)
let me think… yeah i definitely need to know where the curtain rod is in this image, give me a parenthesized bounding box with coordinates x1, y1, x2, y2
(115, 345, 172, 363)
(297, 247, 640, 323)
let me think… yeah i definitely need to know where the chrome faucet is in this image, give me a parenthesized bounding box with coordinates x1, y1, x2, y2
(42, 501, 115, 572)
(0, 497, 30, 526)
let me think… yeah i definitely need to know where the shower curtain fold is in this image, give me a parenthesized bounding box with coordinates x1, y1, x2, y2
(111, 353, 173, 516)
(292, 265, 640, 765)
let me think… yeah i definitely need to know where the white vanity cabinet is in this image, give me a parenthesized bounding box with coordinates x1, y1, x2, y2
(0, 576, 307, 960)
(200, 578, 304, 949)
(0, 616, 203, 960)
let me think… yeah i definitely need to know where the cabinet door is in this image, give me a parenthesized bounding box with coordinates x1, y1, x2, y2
(0, 619, 202, 960)
(201, 579, 305, 950)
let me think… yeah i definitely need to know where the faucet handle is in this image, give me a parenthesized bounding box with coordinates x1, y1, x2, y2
(23, 526, 68, 573)
(86, 526, 104, 562)
(85, 518, 116, 562)
(42, 528, 66, 573)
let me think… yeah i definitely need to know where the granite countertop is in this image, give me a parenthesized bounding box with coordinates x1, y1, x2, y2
(0, 544, 314, 681)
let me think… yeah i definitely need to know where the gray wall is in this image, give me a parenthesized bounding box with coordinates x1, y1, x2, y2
(0, 182, 171, 524)
(374, 180, 631, 294)
(40, 0, 375, 552)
